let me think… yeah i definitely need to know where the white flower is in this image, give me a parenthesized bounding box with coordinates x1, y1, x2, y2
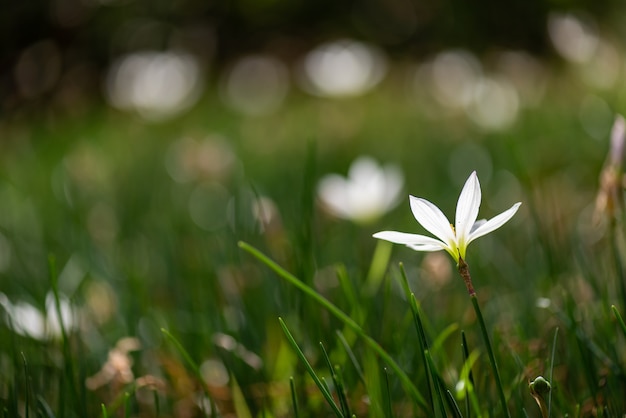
(0, 292, 77, 341)
(298, 39, 387, 98)
(373, 171, 521, 262)
(317, 156, 404, 223)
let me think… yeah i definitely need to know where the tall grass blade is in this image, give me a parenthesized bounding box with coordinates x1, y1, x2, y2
(154, 390, 161, 418)
(611, 305, 626, 338)
(459, 350, 482, 418)
(461, 330, 475, 418)
(49, 255, 79, 415)
(240, 241, 428, 409)
(548, 327, 559, 417)
(36, 395, 56, 418)
(21, 352, 30, 418)
(363, 240, 393, 297)
(319, 342, 351, 417)
(278, 318, 343, 417)
(124, 392, 131, 418)
(445, 390, 464, 418)
(383, 368, 393, 418)
(334, 366, 351, 416)
(289, 377, 300, 418)
(609, 222, 626, 307)
(424, 350, 447, 418)
(336, 330, 366, 386)
(336, 265, 360, 319)
(470, 295, 510, 417)
(399, 263, 435, 413)
(431, 323, 459, 355)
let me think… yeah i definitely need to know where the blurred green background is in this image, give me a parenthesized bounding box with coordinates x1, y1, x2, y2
(2, 0, 626, 416)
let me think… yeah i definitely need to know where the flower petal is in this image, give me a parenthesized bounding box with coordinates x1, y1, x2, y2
(455, 171, 481, 248)
(317, 174, 350, 217)
(406, 243, 448, 252)
(409, 196, 456, 245)
(470, 219, 487, 233)
(373, 231, 447, 248)
(382, 165, 404, 209)
(467, 202, 521, 244)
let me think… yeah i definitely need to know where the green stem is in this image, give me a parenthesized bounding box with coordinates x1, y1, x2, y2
(239, 241, 428, 410)
(457, 257, 509, 416)
(470, 295, 510, 418)
(529, 376, 551, 418)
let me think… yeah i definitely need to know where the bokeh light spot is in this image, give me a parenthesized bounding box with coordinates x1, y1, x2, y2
(430, 50, 482, 109)
(220, 55, 289, 116)
(548, 12, 598, 63)
(467, 77, 519, 131)
(105, 51, 203, 120)
(188, 183, 230, 231)
(298, 39, 387, 98)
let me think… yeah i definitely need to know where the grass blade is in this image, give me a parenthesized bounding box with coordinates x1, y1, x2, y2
(336, 330, 366, 386)
(36, 395, 56, 418)
(399, 263, 435, 413)
(383, 367, 393, 418)
(319, 342, 351, 417)
(124, 392, 131, 418)
(49, 255, 80, 415)
(611, 305, 626, 338)
(461, 331, 474, 418)
(459, 350, 482, 418)
(470, 294, 510, 418)
(290, 377, 300, 418)
(279, 318, 343, 417)
(445, 390, 464, 418)
(363, 240, 393, 297)
(22, 352, 30, 418)
(424, 350, 447, 418)
(548, 327, 559, 417)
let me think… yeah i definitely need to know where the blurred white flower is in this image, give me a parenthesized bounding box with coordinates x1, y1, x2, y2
(535, 298, 552, 309)
(105, 51, 203, 120)
(298, 39, 387, 98)
(548, 13, 598, 63)
(0, 292, 77, 341)
(429, 50, 482, 109)
(317, 156, 403, 223)
(220, 55, 289, 116)
(578, 39, 621, 89)
(374, 171, 520, 263)
(466, 76, 519, 131)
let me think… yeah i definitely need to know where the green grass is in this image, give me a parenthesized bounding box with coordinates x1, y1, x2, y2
(1, 62, 626, 417)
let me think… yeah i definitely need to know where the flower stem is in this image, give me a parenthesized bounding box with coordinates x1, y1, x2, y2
(457, 257, 476, 296)
(458, 259, 510, 417)
(529, 376, 551, 418)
